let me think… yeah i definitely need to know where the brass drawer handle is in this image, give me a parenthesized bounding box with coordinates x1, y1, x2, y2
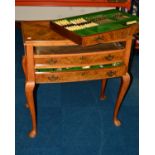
(107, 70, 116, 77)
(79, 56, 87, 61)
(94, 36, 104, 42)
(105, 54, 114, 61)
(81, 72, 88, 76)
(47, 58, 57, 65)
(48, 75, 59, 81)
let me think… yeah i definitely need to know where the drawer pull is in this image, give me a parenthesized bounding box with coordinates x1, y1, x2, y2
(81, 72, 88, 76)
(105, 54, 114, 61)
(107, 70, 116, 77)
(48, 75, 59, 81)
(79, 56, 87, 61)
(94, 36, 104, 42)
(47, 59, 57, 65)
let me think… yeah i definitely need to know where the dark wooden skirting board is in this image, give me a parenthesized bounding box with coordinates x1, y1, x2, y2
(15, 0, 131, 9)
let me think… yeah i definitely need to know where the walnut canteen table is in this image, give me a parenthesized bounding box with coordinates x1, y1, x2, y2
(21, 18, 138, 138)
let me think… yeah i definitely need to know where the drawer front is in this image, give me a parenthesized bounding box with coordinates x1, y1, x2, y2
(82, 25, 138, 46)
(34, 50, 124, 69)
(35, 65, 126, 83)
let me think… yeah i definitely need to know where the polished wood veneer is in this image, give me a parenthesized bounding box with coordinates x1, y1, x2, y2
(21, 21, 137, 138)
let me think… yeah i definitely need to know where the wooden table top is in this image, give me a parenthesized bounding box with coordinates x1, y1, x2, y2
(21, 21, 76, 46)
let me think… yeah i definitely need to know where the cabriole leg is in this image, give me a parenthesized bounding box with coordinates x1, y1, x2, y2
(100, 79, 107, 100)
(22, 56, 29, 108)
(25, 81, 37, 138)
(113, 73, 131, 126)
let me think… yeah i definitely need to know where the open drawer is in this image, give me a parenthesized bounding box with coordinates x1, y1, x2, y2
(50, 9, 138, 46)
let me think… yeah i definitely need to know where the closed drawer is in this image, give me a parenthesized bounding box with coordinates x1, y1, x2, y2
(34, 49, 124, 69)
(35, 65, 126, 83)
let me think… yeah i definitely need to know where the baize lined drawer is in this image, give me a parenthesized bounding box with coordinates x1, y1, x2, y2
(35, 65, 126, 83)
(50, 9, 138, 46)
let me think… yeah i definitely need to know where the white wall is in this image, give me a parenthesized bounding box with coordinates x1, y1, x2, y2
(15, 6, 114, 21)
